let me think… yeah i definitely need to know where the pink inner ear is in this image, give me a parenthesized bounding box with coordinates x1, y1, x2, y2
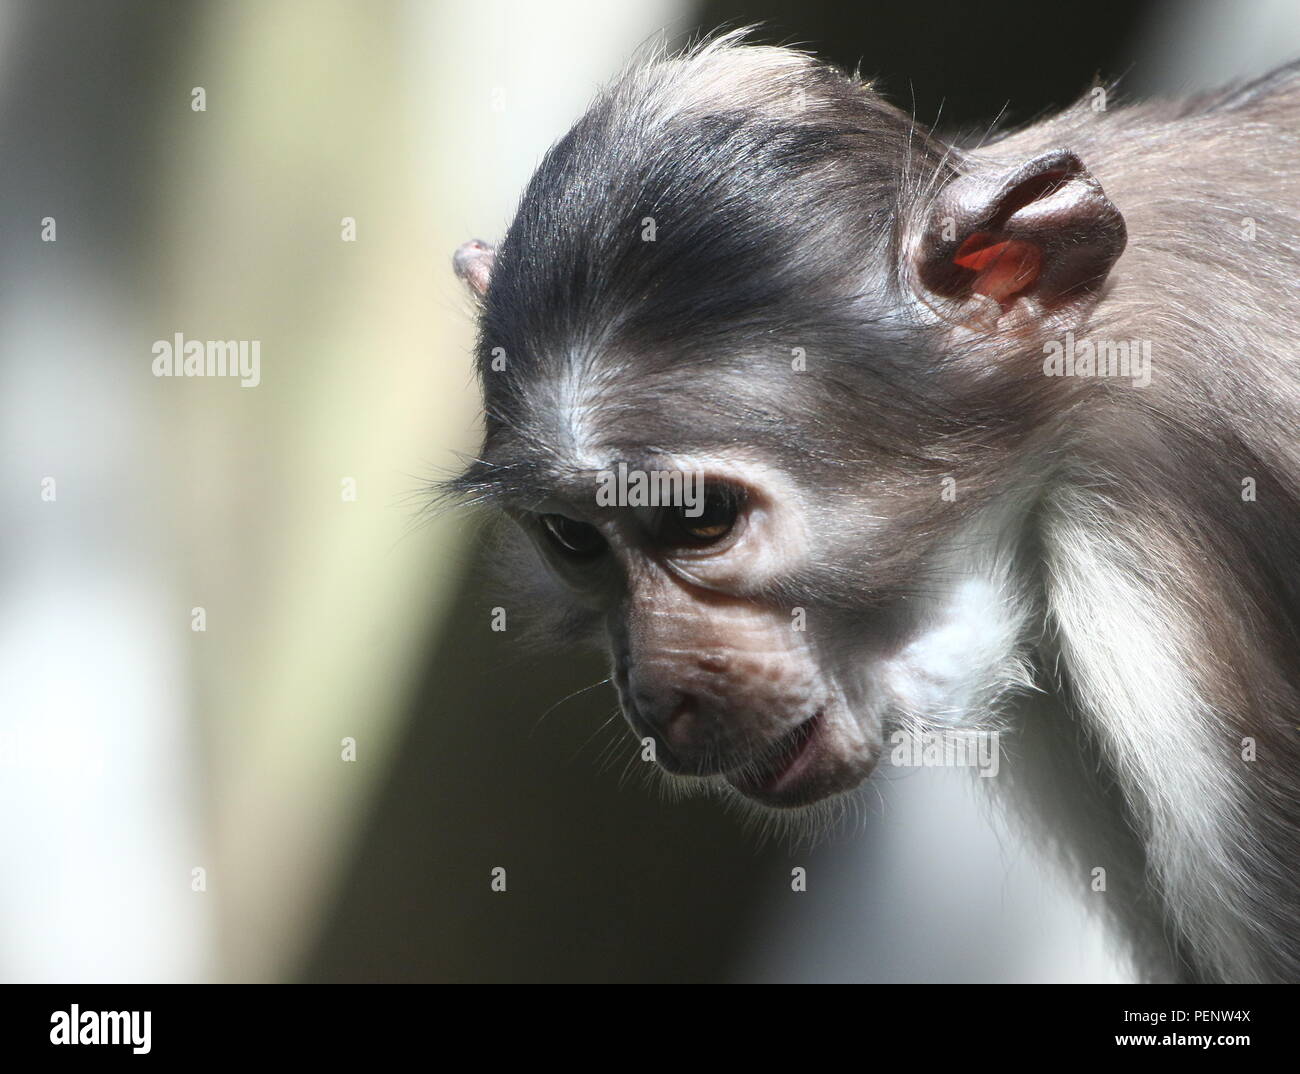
(953, 234, 1042, 303)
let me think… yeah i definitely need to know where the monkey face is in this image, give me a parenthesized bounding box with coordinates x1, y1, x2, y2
(452, 260, 1043, 814)
(508, 454, 881, 809)
(475, 434, 1034, 814)
(456, 420, 1036, 815)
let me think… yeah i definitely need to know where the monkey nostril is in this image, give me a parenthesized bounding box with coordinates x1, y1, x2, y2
(666, 693, 697, 732)
(631, 690, 699, 747)
(623, 688, 728, 776)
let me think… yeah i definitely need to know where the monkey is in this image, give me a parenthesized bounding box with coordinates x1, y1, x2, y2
(445, 30, 1300, 983)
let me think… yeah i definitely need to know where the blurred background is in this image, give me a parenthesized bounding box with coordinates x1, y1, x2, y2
(1, 0, 1296, 983)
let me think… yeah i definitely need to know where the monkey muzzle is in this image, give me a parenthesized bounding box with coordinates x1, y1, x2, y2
(614, 653, 879, 809)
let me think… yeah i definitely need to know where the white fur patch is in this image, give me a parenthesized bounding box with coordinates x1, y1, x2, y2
(1045, 488, 1259, 981)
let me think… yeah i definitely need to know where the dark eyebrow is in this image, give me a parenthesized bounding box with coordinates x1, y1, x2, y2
(436, 454, 616, 514)
(433, 458, 544, 511)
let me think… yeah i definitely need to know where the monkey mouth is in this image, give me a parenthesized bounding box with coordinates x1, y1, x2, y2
(726, 709, 826, 806)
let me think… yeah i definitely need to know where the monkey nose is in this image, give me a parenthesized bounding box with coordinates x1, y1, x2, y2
(632, 690, 711, 770)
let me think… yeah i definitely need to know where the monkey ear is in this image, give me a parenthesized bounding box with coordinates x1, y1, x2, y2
(453, 239, 495, 299)
(910, 149, 1125, 328)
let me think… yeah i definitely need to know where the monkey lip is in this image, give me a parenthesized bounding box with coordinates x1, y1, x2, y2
(726, 709, 826, 805)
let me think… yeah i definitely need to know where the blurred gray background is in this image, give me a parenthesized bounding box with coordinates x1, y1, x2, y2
(0, 0, 1295, 982)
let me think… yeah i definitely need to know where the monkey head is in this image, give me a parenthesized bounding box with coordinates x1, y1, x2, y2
(447, 37, 1125, 812)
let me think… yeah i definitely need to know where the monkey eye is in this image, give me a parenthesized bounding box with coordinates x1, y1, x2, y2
(659, 484, 745, 547)
(539, 513, 607, 560)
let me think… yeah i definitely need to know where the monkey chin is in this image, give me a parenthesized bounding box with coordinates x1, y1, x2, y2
(721, 708, 882, 811)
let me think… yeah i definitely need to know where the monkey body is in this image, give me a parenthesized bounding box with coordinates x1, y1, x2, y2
(450, 34, 1300, 982)
(1006, 69, 1300, 983)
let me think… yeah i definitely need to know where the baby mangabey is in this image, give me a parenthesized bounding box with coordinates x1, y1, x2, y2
(447, 33, 1300, 983)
